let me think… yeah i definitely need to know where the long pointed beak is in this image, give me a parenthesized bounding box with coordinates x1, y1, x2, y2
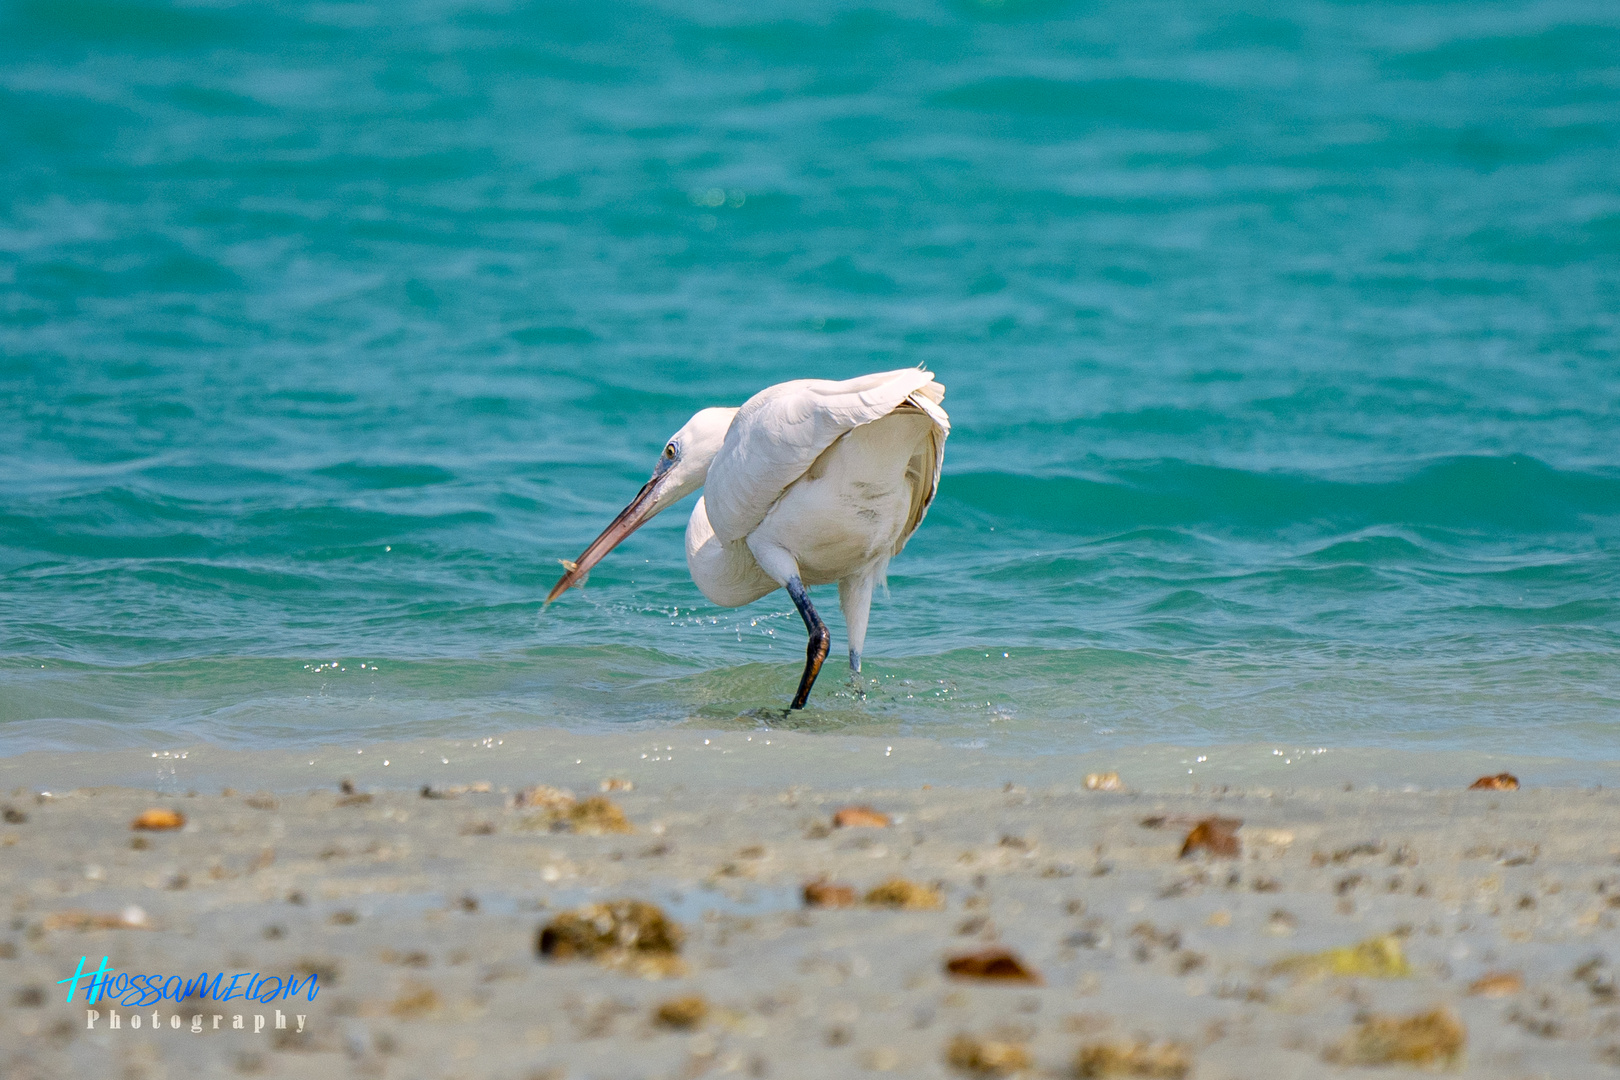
(545, 476, 664, 606)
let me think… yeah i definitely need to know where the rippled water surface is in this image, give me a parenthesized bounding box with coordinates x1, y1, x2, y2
(2, 0, 1617, 757)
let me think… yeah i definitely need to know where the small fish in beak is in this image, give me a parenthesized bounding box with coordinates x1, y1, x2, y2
(546, 476, 664, 606)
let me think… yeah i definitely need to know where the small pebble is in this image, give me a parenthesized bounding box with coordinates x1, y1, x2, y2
(834, 806, 891, 828)
(803, 881, 858, 908)
(945, 947, 1042, 984)
(653, 994, 707, 1029)
(1468, 971, 1524, 997)
(1179, 817, 1240, 859)
(1075, 1039, 1191, 1079)
(131, 809, 184, 831)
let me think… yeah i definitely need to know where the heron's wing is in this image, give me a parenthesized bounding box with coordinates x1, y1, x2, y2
(705, 368, 944, 543)
(892, 389, 949, 556)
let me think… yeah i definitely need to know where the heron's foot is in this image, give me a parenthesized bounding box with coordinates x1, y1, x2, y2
(785, 576, 829, 711)
(790, 623, 830, 710)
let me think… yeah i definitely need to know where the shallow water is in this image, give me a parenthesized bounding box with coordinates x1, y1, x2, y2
(2, 0, 1617, 760)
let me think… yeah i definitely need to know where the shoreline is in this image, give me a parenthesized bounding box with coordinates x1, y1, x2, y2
(2, 737, 1618, 1077)
(1, 728, 1611, 796)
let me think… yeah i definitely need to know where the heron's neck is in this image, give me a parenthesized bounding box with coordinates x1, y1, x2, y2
(660, 440, 725, 509)
(666, 407, 738, 501)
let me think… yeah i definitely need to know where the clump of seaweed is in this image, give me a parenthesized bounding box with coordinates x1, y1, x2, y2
(946, 1033, 1032, 1075)
(865, 878, 944, 910)
(388, 981, 441, 1019)
(1325, 1006, 1465, 1067)
(538, 900, 683, 976)
(1271, 934, 1412, 979)
(1074, 1040, 1191, 1079)
(558, 796, 633, 834)
(513, 785, 576, 809)
(516, 788, 633, 834)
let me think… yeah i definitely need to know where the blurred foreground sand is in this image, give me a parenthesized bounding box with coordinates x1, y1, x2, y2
(2, 751, 1617, 1078)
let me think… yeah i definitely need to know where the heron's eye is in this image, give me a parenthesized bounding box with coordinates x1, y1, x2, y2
(662, 444, 676, 460)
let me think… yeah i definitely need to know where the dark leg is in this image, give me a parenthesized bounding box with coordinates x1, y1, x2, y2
(785, 576, 830, 710)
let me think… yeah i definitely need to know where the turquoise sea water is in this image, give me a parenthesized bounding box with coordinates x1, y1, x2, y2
(2, 0, 1617, 759)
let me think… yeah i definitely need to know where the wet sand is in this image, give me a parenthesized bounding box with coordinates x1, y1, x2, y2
(2, 737, 1618, 1078)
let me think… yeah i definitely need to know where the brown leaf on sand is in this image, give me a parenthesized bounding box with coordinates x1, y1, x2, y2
(131, 809, 184, 831)
(43, 906, 151, 931)
(1179, 817, 1241, 859)
(1075, 1040, 1192, 1079)
(653, 994, 708, 1029)
(803, 880, 858, 908)
(538, 900, 684, 977)
(864, 878, 944, 910)
(946, 1033, 1032, 1074)
(1084, 772, 1124, 792)
(945, 947, 1043, 984)
(1469, 773, 1519, 791)
(1468, 971, 1524, 997)
(1324, 1006, 1465, 1068)
(834, 805, 891, 828)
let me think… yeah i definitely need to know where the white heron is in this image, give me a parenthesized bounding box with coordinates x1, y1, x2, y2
(547, 368, 949, 709)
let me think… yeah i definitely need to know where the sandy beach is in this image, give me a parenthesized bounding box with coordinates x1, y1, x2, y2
(1, 732, 1616, 1079)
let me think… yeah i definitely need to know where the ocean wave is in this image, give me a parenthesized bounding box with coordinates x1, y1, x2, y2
(938, 456, 1620, 536)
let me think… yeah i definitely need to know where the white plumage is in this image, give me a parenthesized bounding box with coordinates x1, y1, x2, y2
(548, 368, 949, 709)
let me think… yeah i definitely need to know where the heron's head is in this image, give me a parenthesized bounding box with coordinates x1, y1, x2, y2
(546, 406, 737, 604)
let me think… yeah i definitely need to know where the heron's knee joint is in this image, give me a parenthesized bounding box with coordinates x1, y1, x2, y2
(808, 627, 830, 660)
